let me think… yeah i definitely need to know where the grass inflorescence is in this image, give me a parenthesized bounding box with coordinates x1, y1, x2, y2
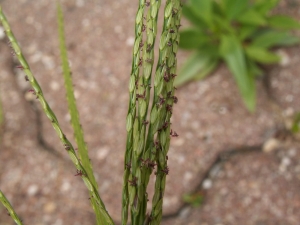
(123, 0, 182, 224)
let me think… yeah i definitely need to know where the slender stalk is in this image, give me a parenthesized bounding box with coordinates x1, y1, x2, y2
(0, 5, 114, 225)
(0, 190, 24, 225)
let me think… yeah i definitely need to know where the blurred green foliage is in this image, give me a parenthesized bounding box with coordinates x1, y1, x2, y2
(183, 192, 204, 207)
(177, 0, 300, 111)
(291, 112, 300, 133)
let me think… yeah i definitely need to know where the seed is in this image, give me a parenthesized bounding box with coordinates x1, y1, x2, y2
(136, 8, 144, 24)
(151, 2, 158, 18)
(126, 113, 133, 132)
(139, 100, 147, 117)
(165, 2, 173, 18)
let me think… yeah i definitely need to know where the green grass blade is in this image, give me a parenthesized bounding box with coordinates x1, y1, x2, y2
(57, 1, 96, 187)
(0, 5, 114, 225)
(220, 34, 256, 111)
(175, 51, 217, 86)
(56, 2, 110, 225)
(0, 190, 24, 225)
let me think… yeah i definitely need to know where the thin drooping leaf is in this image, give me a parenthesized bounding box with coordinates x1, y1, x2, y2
(220, 35, 256, 111)
(0, 190, 23, 225)
(175, 52, 218, 86)
(252, 30, 300, 48)
(56, 3, 111, 225)
(245, 45, 280, 64)
(268, 15, 300, 30)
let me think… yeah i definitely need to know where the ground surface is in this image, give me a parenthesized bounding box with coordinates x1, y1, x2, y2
(0, 0, 300, 225)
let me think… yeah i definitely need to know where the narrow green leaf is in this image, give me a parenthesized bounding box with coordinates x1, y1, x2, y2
(247, 59, 263, 77)
(245, 45, 280, 64)
(254, 0, 279, 14)
(238, 25, 257, 41)
(179, 29, 209, 49)
(190, 0, 213, 25)
(237, 8, 267, 26)
(182, 4, 208, 30)
(291, 113, 300, 133)
(220, 35, 256, 111)
(57, 1, 95, 186)
(223, 0, 248, 20)
(252, 30, 300, 48)
(175, 51, 217, 86)
(213, 14, 234, 33)
(57, 3, 113, 225)
(194, 58, 218, 80)
(268, 15, 300, 30)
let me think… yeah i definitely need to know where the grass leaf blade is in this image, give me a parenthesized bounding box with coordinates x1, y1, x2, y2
(220, 34, 256, 111)
(56, 3, 112, 225)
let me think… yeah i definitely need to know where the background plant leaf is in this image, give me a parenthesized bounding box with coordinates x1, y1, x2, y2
(252, 30, 300, 48)
(238, 25, 257, 40)
(220, 35, 256, 111)
(223, 0, 248, 20)
(175, 51, 218, 86)
(237, 8, 267, 26)
(189, 0, 213, 26)
(291, 113, 300, 133)
(245, 46, 280, 64)
(247, 58, 264, 77)
(57, 3, 110, 225)
(254, 0, 279, 14)
(268, 15, 300, 30)
(183, 192, 204, 207)
(182, 4, 208, 30)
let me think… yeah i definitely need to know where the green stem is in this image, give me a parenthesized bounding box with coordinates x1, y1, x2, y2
(0, 190, 24, 225)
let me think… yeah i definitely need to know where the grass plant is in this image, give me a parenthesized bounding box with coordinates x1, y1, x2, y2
(0, 0, 182, 224)
(176, 0, 300, 111)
